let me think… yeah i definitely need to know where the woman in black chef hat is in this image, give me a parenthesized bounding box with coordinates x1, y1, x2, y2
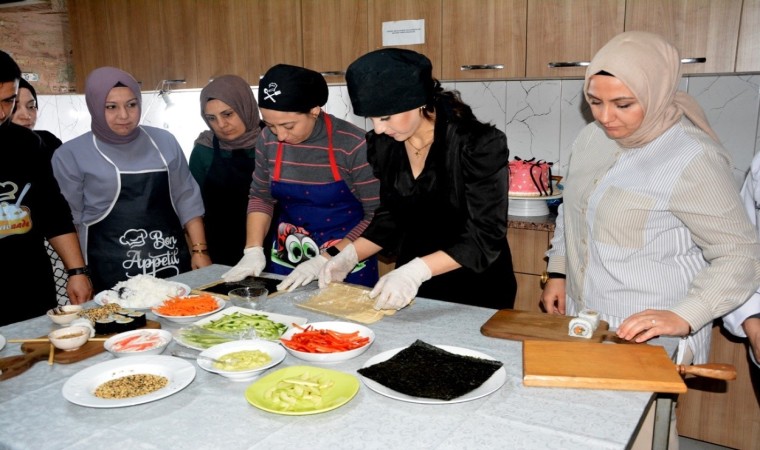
(318, 48, 517, 311)
(222, 64, 381, 291)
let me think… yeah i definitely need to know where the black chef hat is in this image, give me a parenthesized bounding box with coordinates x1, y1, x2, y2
(258, 64, 328, 113)
(346, 48, 433, 117)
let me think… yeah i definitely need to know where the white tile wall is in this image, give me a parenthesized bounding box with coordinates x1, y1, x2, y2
(33, 75, 760, 189)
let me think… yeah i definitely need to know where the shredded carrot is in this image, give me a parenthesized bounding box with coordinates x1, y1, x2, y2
(153, 293, 220, 316)
(280, 324, 370, 353)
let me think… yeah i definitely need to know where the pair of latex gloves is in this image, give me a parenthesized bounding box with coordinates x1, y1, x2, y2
(221, 244, 432, 310)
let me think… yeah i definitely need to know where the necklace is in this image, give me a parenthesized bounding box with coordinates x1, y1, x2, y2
(406, 138, 433, 157)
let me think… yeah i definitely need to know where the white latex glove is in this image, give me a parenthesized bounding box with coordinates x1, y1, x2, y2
(369, 257, 432, 310)
(318, 243, 359, 288)
(277, 255, 328, 292)
(221, 246, 265, 282)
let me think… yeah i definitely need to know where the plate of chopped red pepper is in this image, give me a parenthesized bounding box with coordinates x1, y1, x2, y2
(279, 321, 375, 363)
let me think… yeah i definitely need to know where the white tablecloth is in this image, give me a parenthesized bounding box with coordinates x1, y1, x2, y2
(0, 265, 677, 450)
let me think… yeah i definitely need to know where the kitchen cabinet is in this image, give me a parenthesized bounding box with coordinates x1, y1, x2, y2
(159, 0, 199, 89)
(368, 0, 442, 80)
(736, 0, 760, 73)
(302, 0, 368, 84)
(507, 226, 552, 312)
(525, 0, 625, 78)
(69, 0, 301, 91)
(195, 0, 302, 84)
(624, 0, 742, 75)
(441, 0, 527, 80)
(68, 0, 196, 92)
(68, 0, 119, 92)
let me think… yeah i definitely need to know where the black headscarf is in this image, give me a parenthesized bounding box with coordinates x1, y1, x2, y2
(257, 64, 328, 113)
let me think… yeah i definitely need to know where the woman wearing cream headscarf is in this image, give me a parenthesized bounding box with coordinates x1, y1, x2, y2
(541, 31, 760, 366)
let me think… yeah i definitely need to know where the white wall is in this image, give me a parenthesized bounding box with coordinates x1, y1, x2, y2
(35, 75, 760, 188)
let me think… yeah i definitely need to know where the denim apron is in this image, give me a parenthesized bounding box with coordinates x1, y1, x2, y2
(267, 114, 377, 287)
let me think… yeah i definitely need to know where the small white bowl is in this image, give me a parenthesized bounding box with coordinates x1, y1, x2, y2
(197, 339, 286, 382)
(48, 325, 90, 351)
(104, 329, 172, 357)
(279, 321, 375, 363)
(151, 295, 226, 324)
(46, 305, 84, 325)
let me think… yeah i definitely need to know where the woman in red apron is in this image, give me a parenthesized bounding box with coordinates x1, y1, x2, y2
(221, 64, 380, 291)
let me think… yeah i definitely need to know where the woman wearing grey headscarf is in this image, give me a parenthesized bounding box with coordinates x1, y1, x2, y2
(52, 67, 209, 292)
(190, 75, 261, 265)
(541, 31, 760, 365)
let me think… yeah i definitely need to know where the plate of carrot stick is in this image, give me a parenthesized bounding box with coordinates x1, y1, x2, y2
(151, 293, 226, 324)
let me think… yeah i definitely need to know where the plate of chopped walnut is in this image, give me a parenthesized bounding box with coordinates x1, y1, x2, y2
(62, 355, 196, 408)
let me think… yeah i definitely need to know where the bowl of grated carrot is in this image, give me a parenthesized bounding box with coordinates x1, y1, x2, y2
(151, 293, 226, 324)
(279, 321, 375, 363)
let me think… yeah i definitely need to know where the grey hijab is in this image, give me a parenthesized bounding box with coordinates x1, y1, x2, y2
(195, 75, 261, 150)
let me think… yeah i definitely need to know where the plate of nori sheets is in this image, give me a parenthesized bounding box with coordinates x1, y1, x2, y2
(357, 340, 506, 404)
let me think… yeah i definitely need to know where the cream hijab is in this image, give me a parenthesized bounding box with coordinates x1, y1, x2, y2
(583, 31, 720, 148)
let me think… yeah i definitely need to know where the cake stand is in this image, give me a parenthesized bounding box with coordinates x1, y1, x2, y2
(508, 190, 563, 217)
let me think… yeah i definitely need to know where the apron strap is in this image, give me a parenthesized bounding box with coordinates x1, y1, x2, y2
(273, 113, 340, 182)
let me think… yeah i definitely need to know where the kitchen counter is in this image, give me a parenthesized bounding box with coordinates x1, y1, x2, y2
(0, 265, 678, 450)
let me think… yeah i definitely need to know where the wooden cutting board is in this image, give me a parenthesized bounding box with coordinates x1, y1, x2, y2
(21, 320, 161, 364)
(523, 340, 687, 393)
(480, 309, 613, 342)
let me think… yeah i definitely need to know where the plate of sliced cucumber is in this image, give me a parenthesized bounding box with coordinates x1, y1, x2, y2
(245, 365, 360, 415)
(172, 306, 307, 350)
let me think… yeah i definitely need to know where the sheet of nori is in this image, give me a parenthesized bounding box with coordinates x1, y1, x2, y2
(357, 340, 503, 401)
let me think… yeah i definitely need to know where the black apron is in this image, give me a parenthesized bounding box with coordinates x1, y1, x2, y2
(86, 142, 190, 293)
(201, 136, 256, 265)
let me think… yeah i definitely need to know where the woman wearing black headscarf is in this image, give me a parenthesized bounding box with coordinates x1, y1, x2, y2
(12, 78, 62, 153)
(190, 75, 261, 265)
(319, 48, 516, 311)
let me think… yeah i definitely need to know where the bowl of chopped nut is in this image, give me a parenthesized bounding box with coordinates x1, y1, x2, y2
(48, 325, 90, 351)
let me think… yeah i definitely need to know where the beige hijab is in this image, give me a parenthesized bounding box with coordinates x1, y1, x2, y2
(583, 31, 720, 148)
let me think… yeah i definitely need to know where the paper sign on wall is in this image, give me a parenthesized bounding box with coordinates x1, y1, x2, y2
(382, 19, 425, 46)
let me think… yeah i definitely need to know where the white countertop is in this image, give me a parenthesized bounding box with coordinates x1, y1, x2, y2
(0, 265, 677, 450)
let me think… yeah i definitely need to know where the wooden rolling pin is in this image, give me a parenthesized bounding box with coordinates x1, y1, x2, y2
(676, 363, 736, 380)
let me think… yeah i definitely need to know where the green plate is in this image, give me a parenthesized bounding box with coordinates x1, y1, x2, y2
(245, 365, 360, 415)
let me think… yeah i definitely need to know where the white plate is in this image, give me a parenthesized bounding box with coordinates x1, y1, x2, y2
(359, 345, 507, 404)
(93, 282, 192, 310)
(173, 306, 308, 351)
(151, 295, 226, 324)
(62, 355, 196, 408)
(0, 334, 5, 351)
(280, 321, 375, 363)
(197, 339, 287, 381)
